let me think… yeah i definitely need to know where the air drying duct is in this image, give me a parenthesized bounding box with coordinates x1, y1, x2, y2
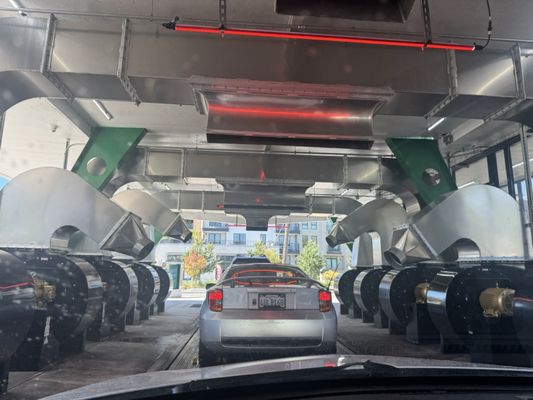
(384, 185, 524, 267)
(111, 189, 191, 242)
(0, 168, 154, 259)
(326, 199, 408, 264)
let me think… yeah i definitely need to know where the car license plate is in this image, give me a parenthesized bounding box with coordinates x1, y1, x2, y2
(258, 293, 286, 309)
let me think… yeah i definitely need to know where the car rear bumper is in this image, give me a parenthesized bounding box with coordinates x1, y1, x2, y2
(200, 309, 337, 355)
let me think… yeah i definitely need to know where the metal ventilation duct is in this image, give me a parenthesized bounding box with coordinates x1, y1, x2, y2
(220, 182, 309, 231)
(276, 0, 416, 22)
(111, 190, 191, 242)
(354, 233, 375, 266)
(0, 168, 154, 259)
(191, 78, 393, 149)
(384, 185, 524, 267)
(326, 199, 408, 264)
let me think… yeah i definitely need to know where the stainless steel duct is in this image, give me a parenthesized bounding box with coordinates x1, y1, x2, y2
(150, 190, 362, 216)
(2, 14, 533, 152)
(0, 167, 154, 259)
(354, 233, 375, 266)
(103, 148, 404, 194)
(111, 189, 191, 242)
(326, 199, 408, 264)
(384, 185, 524, 267)
(220, 182, 309, 231)
(190, 77, 393, 148)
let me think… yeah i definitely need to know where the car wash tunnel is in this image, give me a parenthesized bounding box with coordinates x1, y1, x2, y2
(2, 0, 533, 398)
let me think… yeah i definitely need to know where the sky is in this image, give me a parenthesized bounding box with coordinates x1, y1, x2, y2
(0, 176, 8, 189)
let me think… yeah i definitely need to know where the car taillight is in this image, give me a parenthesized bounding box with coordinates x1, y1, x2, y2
(319, 290, 332, 312)
(208, 289, 223, 312)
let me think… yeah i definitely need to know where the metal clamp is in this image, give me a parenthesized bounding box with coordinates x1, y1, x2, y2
(425, 50, 458, 119)
(40, 14, 74, 102)
(421, 0, 433, 48)
(219, 0, 227, 29)
(118, 18, 141, 106)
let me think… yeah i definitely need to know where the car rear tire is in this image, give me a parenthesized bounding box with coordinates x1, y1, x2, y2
(198, 342, 217, 367)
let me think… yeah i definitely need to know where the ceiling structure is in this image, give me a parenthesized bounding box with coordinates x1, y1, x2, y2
(1, 0, 533, 226)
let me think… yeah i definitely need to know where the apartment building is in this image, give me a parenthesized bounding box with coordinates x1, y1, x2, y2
(155, 220, 352, 272)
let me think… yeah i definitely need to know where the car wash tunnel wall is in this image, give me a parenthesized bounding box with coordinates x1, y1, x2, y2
(3, 1, 533, 397)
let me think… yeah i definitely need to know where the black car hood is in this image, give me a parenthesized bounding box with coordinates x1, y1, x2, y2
(41, 354, 533, 400)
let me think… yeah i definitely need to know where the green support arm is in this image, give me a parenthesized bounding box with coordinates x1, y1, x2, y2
(386, 137, 457, 205)
(72, 127, 146, 190)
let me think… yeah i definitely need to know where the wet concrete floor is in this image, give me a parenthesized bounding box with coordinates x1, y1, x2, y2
(6, 292, 468, 399)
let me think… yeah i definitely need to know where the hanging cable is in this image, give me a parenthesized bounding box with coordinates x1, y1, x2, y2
(475, 0, 492, 50)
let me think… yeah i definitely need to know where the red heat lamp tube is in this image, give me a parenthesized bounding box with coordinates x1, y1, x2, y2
(208, 104, 352, 119)
(173, 25, 475, 52)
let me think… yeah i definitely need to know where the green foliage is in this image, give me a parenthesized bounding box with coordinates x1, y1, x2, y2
(248, 241, 282, 263)
(296, 241, 324, 279)
(182, 251, 206, 282)
(184, 229, 220, 275)
(320, 270, 339, 287)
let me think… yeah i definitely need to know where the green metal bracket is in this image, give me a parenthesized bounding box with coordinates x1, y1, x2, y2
(72, 127, 146, 190)
(386, 137, 457, 205)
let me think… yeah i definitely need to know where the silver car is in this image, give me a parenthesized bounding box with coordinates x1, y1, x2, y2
(199, 263, 337, 366)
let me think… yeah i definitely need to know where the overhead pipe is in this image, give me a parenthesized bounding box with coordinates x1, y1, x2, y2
(111, 189, 191, 242)
(384, 185, 524, 267)
(0, 168, 154, 259)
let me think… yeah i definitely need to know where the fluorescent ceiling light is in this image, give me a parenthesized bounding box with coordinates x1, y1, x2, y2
(458, 181, 476, 189)
(512, 157, 533, 169)
(427, 117, 446, 132)
(9, 0, 27, 16)
(92, 99, 113, 120)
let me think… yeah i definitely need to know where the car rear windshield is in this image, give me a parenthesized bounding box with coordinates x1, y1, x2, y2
(225, 265, 310, 286)
(232, 258, 270, 265)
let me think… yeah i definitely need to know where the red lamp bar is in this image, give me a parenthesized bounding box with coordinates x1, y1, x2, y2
(173, 25, 475, 52)
(209, 104, 353, 119)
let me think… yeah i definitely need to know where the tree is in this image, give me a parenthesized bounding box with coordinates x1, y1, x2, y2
(248, 241, 282, 263)
(183, 229, 220, 283)
(321, 270, 339, 287)
(296, 241, 324, 279)
(183, 251, 207, 283)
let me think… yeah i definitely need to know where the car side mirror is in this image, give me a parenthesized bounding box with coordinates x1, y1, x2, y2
(205, 283, 215, 290)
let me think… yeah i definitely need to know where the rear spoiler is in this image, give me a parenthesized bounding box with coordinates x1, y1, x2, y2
(214, 276, 328, 289)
